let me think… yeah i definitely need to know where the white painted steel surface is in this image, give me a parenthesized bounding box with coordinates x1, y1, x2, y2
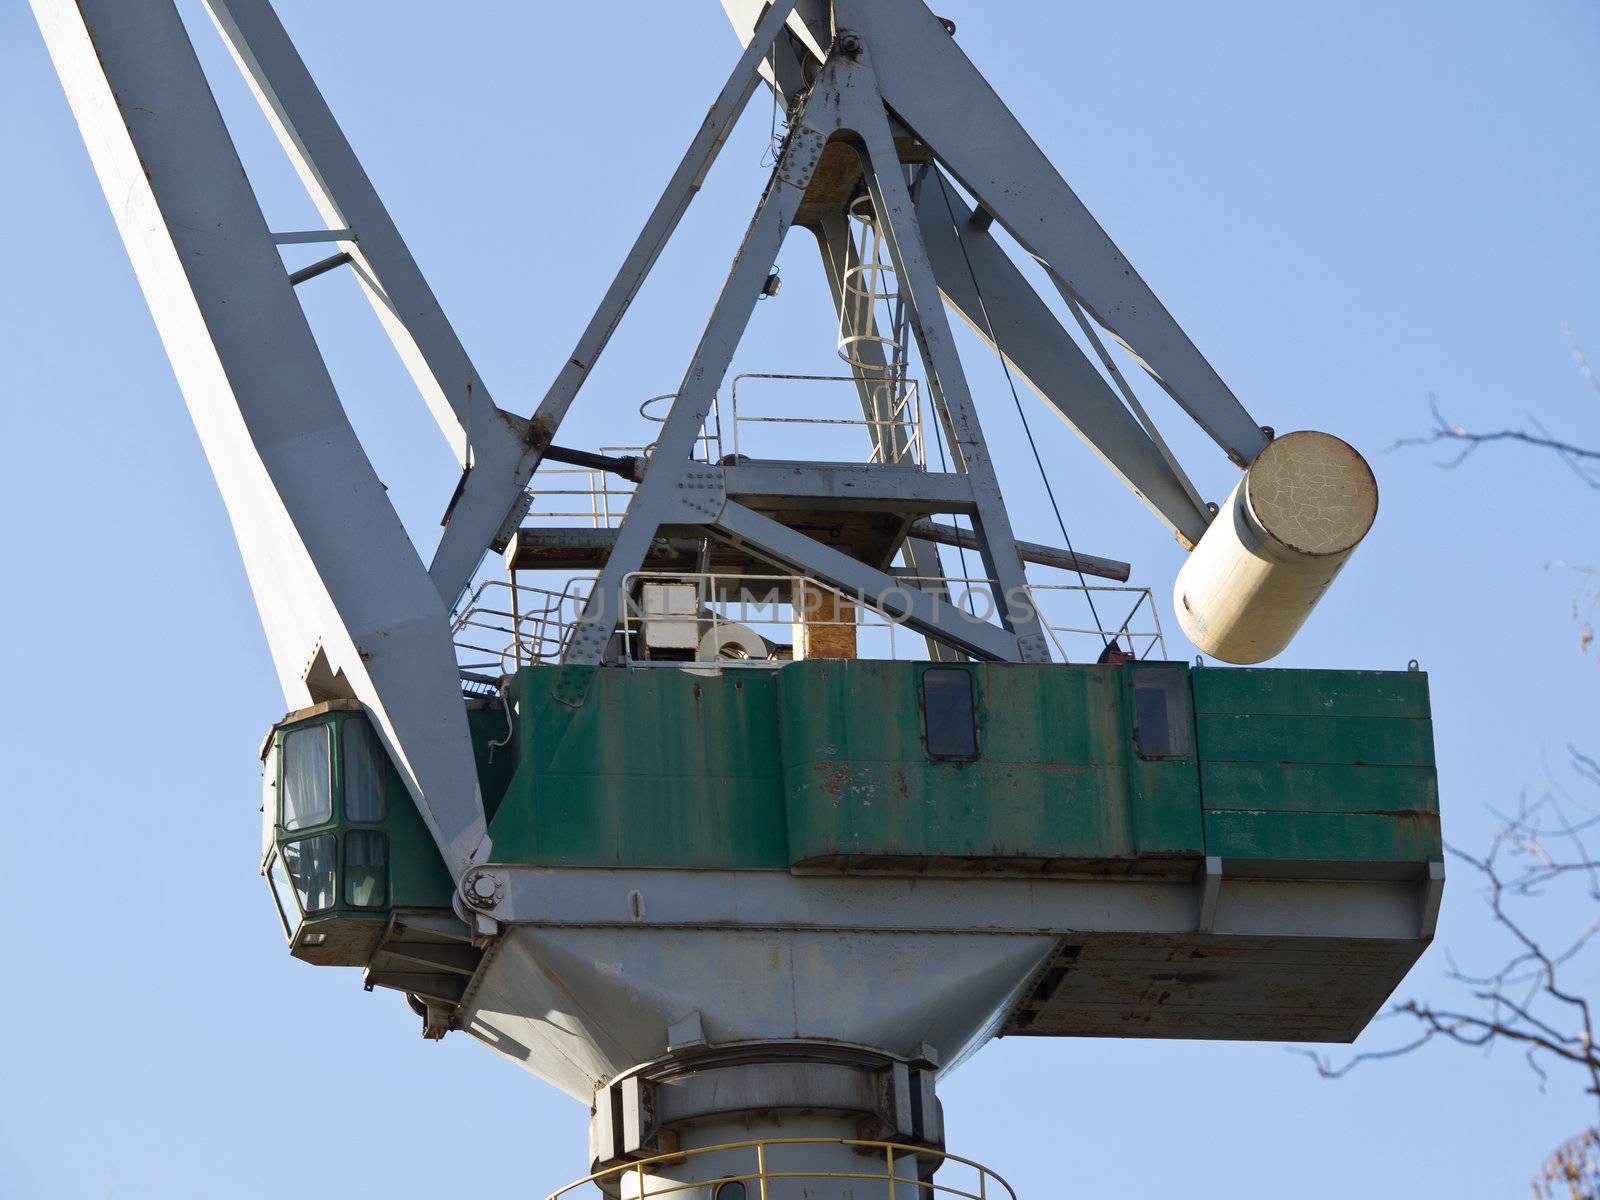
(464, 925, 1055, 1099)
(204, 0, 532, 609)
(1175, 432, 1378, 662)
(31, 0, 491, 876)
(460, 864, 1436, 1095)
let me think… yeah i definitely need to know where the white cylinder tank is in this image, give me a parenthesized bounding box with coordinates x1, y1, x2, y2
(1174, 430, 1377, 664)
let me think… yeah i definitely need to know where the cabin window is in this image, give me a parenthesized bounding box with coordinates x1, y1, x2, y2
(282, 833, 338, 914)
(922, 668, 979, 760)
(266, 852, 299, 937)
(343, 831, 390, 909)
(341, 718, 388, 823)
(1131, 669, 1192, 759)
(281, 724, 332, 831)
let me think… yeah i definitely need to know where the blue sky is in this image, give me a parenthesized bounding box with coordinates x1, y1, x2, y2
(3, 1, 1599, 1195)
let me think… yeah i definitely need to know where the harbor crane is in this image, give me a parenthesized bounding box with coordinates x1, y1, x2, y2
(31, 1, 1440, 1193)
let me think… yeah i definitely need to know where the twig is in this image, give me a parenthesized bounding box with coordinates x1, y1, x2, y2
(1387, 397, 1600, 487)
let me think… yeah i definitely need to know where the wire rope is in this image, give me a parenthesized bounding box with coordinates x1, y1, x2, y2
(930, 171, 1111, 647)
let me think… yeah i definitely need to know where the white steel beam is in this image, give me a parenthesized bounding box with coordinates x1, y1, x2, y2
(721, 462, 977, 510)
(840, 48, 1050, 661)
(563, 44, 1055, 668)
(833, 0, 1269, 468)
(529, 0, 801, 452)
(720, 0, 832, 66)
(714, 501, 1021, 661)
(473, 863, 1436, 944)
(32, 0, 490, 878)
(913, 174, 1214, 544)
(202, 0, 531, 608)
(560, 70, 844, 667)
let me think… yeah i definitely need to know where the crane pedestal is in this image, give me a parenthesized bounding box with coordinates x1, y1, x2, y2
(579, 1045, 952, 1200)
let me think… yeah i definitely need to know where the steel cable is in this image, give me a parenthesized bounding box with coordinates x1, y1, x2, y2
(930, 170, 1111, 647)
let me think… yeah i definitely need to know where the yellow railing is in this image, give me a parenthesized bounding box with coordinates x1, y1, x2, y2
(545, 1138, 1017, 1200)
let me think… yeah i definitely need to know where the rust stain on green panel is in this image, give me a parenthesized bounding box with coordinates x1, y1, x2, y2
(777, 661, 1160, 863)
(1204, 809, 1444, 863)
(444, 660, 1442, 876)
(1201, 762, 1439, 816)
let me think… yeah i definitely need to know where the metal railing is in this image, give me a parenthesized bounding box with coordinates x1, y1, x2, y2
(522, 393, 724, 529)
(1030, 582, 1167, 662)
(522, 465, 634, 527)
(452, 570, 1165, 675)
(521, 370, 932, 530)
(451, 577, 593, 673)
(545, 1137, 1017, 1200)
(615, 570, 1165, 666)
(728, 373, 924, 467)
(641, 392, 724, 464)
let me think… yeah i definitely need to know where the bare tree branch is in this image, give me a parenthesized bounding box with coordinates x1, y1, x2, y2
(1387, 396, 1600, 487)
(1566, 322, 1600, 405)
(1388, 326, 1600, 492)
(1321, 326, 1600, 1195)
(1303, 762, 1600, 1196)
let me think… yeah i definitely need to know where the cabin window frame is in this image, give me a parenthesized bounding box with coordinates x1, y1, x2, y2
(919, 666, 981, 762)
(265, 850, 300, 939)
(278, 721, 334, 832)
(339, 715, 389, 825)
(280, 831, 339, 916)
(1130, 667, 1194, 761)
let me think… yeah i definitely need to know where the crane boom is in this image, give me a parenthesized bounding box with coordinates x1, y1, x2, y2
(30, 0, 491, 877)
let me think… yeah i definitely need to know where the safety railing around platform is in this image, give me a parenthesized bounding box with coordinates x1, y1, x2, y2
(521, 393, 723, 529)
(728, 372, 925, 466)
(520, 465, 636, 528)
(451, 577, 594, 674)
(544, 1137, 1017, 1200)
(452, 570, 1164, 676)
(619, 571, 1165, 666)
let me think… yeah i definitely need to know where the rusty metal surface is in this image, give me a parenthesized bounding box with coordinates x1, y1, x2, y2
(507, 503, 909, 576)
(1002, 931, 1424, 1042)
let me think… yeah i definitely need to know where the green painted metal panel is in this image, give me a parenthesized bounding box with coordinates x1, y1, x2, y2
(486, 666, 788, 867)
(1192, 667, 1431, 719)
(1119, 664, 1205, 857)
(467, 703, 518, 822)
(1204, 809, 1444, 863)
(1200, 762, 1439, 816)
(1191, 667, 1440, 862)
(465, 660, 1440, 872)
(777, 661, 1203, 866)
(1197, 712, 1436, 768)
(383, 753, 456, 908)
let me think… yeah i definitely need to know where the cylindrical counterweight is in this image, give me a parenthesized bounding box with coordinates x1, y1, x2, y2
(1174, 431, 1377, 664)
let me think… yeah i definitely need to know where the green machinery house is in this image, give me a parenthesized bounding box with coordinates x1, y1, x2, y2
(260, 659, 1441, 1043)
